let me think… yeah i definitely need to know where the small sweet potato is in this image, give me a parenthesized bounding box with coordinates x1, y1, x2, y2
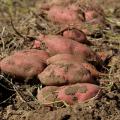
(63, 29, 92, 45)
(38, 62, 93, 86)
(33, 34, 102, 63)
(0, 49, 49, 79)
(37, 83, 101, 105)
(57, 83, 101, 104)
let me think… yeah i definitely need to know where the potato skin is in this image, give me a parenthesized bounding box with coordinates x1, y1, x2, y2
(37, 83, 101, 105)
(38, 62, 93, 86)
(0, 49, 49, 79)
(34, 34, 101, 63)
(57, 83, 101, 104)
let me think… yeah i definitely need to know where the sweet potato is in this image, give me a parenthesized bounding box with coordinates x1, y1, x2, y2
(57, 61, 101, 77)
(33, 34, 102, 63)
(57, 83, 101, 104)
(47, 54, 102, 77)
(38, 62, 93, 86)
(13, 49, 50, 63)
(47, 54, 86, 65)
(62, 29, 92, 45)
(0, 49, 49, 79)
(37, 83, 101, 105)
(44, 5, 84, 25)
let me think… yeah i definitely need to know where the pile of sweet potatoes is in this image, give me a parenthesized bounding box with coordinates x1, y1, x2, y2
(0, 0, 107, 105)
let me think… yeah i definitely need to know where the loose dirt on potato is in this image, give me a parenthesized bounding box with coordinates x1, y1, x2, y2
(0, 0, 120, 120)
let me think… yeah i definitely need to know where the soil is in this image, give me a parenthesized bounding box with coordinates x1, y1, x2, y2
(0, 0, 120, 120)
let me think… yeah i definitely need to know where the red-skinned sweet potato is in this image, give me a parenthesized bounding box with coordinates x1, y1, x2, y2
(38, 61, 93, 86)
(46, 54, 103, 77)
(57, 83, 101, 104)
(13, 49, 50, 63)
(33, 34, 102, 63)
(62, 28, 92, 45)
(37, 83, 101, 105)
(44, 5, 84, 25)
(0, 49, 49, 79)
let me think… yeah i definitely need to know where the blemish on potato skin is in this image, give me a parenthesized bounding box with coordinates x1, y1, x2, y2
(41, 70, 67, 85)
(65, 86, 80, 95)
(23, 65, 33, 72)
(45, 93, 58, 101)
(65, 85, 88, 96)
(57, 63, 72, 73)
(78, 86, 88, 93)
(72, 96, 78, 101)
(73, 69, 85, 82)
(40, 41, 47, 50)
(64, 64, 72, 73)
